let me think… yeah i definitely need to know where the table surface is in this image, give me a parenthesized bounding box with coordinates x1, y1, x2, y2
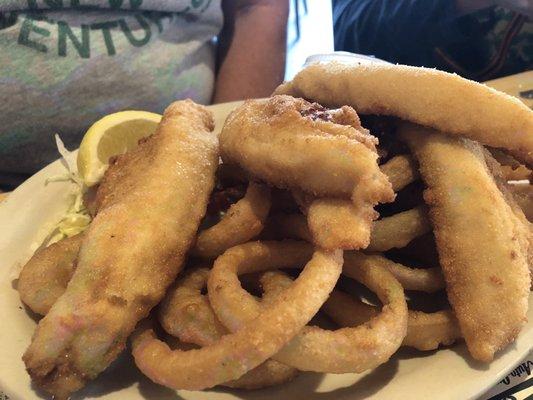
(484, 70, 532, 109)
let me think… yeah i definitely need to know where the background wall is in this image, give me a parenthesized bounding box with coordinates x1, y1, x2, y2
(285, 0, 334, 80)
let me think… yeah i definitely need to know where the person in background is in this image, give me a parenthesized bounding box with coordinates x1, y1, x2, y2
(333, 0, 532, 80)
(0, 0, 289, 189)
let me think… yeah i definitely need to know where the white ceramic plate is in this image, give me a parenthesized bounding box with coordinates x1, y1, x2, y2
(0, 101, 531, 400)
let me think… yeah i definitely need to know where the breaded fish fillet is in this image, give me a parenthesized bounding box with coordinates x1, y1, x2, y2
(275, 62, 533, 165)
(23, 100, 219, 399)
(219, 95, 393, 250)
(220, 96, 392, 203)
(401, 124, 530, 362)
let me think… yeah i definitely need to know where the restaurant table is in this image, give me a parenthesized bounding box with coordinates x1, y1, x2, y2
(0, 71, 532, 400)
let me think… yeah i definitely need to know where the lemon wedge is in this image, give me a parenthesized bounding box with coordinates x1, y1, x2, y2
(77, 110, 162, 186)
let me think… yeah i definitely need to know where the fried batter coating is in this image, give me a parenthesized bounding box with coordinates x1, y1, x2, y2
(132, 241, 342, 390)
(18, 234, 83, 315)
(220, 96, 394, 250)
(220, 95, 393, 204)
(275, 62, 533, 165)
(23, 100, 219, 399)
(507, 183, 533, 222)
(380, 154, 419, 192)
(368, 206, 431, 252)
(401, 124, 531, 362)
(192, 183, 271, 258)
(158, 267, 298, 389)
(346, 251, 444, 293)
(321, 290, 461, 351)
(209, 249, 408, 373)
(288, 154, 417, 250)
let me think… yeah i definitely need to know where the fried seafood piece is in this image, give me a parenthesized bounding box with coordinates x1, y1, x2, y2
(158, 267, 298, 389)
(380, 154, 419, 192)
(262, 272, 460, 352)
(401, 124, 531, 362)
(220, 95, 394, 250)
(269, 209, 430, 253)
(321, 290, 461, 351)
(306, 197, 377, 250)
(23, 100, 219, 399)
(483, 150, 533, 277)
(192, 183, 271, 259)
(275, 62, 533, 165)
(367, 206, 431, 252)
(132, 241, 342, 390)
(345, 251, 444, 293)
(18, 234, 83, 316)
(290, 154, 417, 250)
(209, 249, 407, 373)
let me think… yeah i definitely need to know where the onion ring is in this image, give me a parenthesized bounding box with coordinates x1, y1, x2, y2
(18, 233, 83, 315)
(262, 217, 443, 293)
(159, 267, 226, 345)
(346, 252, 444, 293)
(274, 61, 533, 165)
(132, 241, 342, 390)
(270, 209, 430, 253)
(278, 210, 441, 291)
(222, 360, 298, 390)
(192, 183, 271, 258)
(259, 271, 295, 303)
(380, 154, 419, 192)
(403, 310, 461, 351)
(266, 213, 313, 242)
(209, 249, 407, 373)
(319, 289, 461, 351)
(158, 267, 298, 389)
(367, 206, 431, 251)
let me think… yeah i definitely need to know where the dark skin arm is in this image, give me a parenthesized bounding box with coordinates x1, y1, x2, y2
(213, 0, 289, 103)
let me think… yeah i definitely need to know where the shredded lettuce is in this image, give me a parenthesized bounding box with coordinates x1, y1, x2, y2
(47, 135, 91, 244)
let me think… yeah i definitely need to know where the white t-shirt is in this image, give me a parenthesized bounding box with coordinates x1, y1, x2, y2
(0, 0, 223, 179)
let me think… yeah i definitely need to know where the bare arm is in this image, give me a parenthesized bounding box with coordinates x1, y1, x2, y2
(213, 0, 289, 103)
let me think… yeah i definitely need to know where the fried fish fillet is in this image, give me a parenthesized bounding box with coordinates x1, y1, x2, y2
(219, 95, 393, 250)
(275, 62, 533, 165)
(401, 124, 531, 362)
(23, 100, 219, 399)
